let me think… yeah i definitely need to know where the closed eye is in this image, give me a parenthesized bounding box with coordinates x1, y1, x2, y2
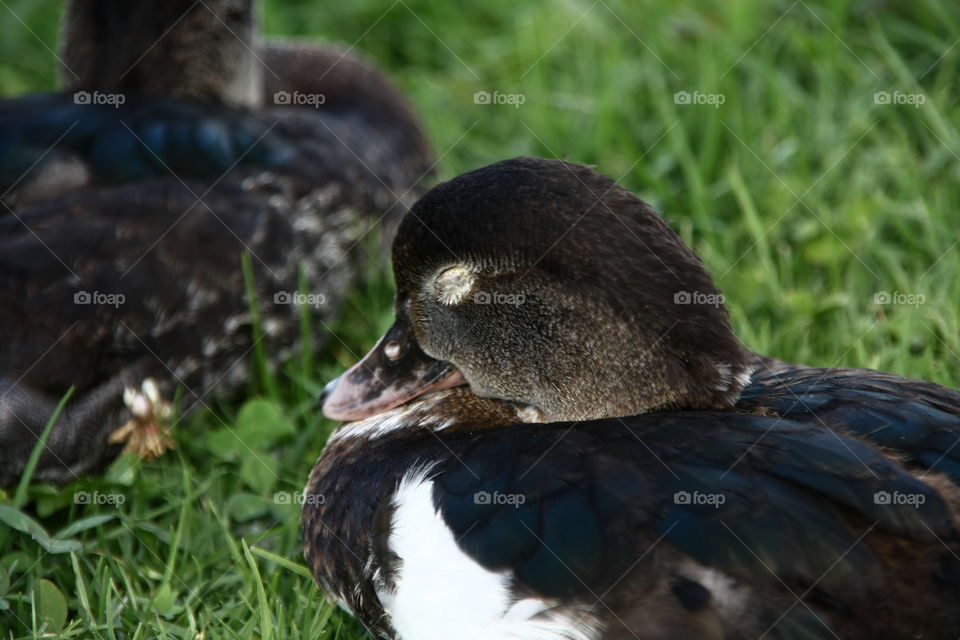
(434, 265, 474, 306)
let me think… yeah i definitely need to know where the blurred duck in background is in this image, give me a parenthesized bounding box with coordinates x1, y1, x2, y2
(0, 0, 433, 485)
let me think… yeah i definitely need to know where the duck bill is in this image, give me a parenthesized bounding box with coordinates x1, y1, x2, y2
(321, 316, 465, 421)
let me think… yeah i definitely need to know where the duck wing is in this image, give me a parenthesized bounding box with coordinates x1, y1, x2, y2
(418, 413, 959, 639)
(0, 91, 293, 206)
(739, 366, 960, 484)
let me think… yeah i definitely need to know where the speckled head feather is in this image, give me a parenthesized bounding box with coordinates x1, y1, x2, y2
(386, 156, 751, 420)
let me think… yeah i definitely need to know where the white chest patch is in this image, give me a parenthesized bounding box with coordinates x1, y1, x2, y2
(377, 469, 602, 640)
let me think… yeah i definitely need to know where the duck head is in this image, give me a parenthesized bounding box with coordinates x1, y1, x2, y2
(323, 157, 752, 422)
(59, 0, 262, 108)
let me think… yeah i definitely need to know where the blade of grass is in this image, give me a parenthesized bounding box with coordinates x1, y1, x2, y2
(70, 552, 93, 626)
(242, 539, 273, 640)
(248, 545, 314, 580)
(14, 386, 75, 508)
(241, 250, 280, 398)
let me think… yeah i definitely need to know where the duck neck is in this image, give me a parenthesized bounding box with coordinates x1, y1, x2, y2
(646, 330, 755, 413)
(59, 0, 263, 108)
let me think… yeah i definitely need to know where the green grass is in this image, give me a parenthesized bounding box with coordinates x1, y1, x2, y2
(2, 0, 960, 637)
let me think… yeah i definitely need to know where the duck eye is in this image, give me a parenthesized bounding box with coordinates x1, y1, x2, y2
(384, 340, 403, 360)
(434, 265, 475, 306)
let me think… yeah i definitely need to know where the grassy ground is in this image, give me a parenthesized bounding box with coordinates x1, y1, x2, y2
(2, 0, 959, 637)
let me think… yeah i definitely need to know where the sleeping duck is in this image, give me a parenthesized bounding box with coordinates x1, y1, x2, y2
(303, 157, 960, 639)
(0, 0, 433, 486)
